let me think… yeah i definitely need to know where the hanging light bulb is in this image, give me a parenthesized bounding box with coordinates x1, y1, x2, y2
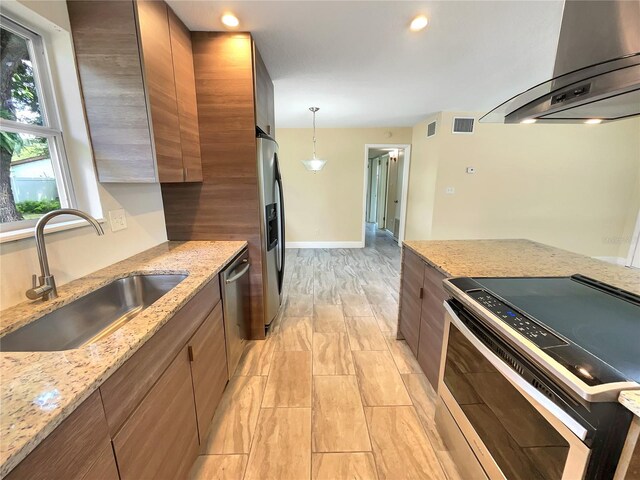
(301, 107, 327, 172)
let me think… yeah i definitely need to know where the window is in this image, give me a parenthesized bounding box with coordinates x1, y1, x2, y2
(0, 15, 73, 228)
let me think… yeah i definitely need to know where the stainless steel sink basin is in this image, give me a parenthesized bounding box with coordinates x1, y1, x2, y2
(1, 274, 187, 352)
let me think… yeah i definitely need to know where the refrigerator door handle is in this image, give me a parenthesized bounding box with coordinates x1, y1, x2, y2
(275, 159, 285, 291)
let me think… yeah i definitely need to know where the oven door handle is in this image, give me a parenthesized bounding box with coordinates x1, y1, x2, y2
(444, 301, 589, 441)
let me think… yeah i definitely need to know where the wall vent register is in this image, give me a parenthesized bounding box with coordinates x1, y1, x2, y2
(452, 117, 474, 134)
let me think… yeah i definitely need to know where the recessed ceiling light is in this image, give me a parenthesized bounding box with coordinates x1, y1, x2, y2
(410, 15, 429, 32)
(520, 118, 537, 124)
(584, 118, 602, 124)
(221, 13, 239, 28)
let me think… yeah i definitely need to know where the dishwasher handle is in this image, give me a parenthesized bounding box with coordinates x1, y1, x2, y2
(225, 259, 250, 284)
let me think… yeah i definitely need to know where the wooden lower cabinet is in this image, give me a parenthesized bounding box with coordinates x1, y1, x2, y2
(398, 248, 425, 356)
(398, 248, 448, 390)
(189, 301, 228, 442)
(6, 391, 117, 480)
(7, 276, 231, 479)
(113, 345, 199, 480)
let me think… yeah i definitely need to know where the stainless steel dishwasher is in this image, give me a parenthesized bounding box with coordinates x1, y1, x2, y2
(221, 249, 250, 378)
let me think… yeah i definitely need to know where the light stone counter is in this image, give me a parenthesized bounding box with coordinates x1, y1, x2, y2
(403, 239, 640, 416)
(620, 391, 640, 417)
(0, 240, 246, 477)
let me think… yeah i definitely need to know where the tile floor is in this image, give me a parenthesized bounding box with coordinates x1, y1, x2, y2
(190, 225, 461, 480)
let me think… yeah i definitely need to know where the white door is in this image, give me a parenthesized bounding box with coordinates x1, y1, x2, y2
(376, 155, 388, 228)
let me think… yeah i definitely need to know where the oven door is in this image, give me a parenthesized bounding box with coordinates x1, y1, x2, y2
(439, 301, 591, 480)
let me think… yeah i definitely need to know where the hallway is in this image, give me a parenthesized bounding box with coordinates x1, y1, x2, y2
(189, 226, 461, 480)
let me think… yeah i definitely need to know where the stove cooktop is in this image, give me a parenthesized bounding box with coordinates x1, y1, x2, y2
(446, 275, 640, 390)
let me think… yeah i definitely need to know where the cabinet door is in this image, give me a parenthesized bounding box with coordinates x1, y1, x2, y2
(168, 6, 203, 182)
(113, 346, 199, 480)
(417, 262, 447, 389)
(68, 0, 156, 183)
(6, 391, 116, 480)
(398, 248, 425, 356)
(136, 0, 184, 182)
(253, 43, 275, 136)
(189, 300, 228, 442)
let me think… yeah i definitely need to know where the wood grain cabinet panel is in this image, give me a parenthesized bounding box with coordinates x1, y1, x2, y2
(68, 0, 156, 183)
(69, 0, 203, 183)
(189, 300, 228, 442)
(161, 32, 275, 339)
(6, 391, 116, 480)
(113, 346, 200, 480)
(100, 276, 220, 435)
(398, 248, 425, 356)
(168, 7, 203, 182)
(253, 45, 275, 136)
(135, 0, 183, 182)
(417, 262, 448, 389)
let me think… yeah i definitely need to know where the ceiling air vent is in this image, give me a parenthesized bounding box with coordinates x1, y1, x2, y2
(452, 117, 475, 134)
(427, 121, 436, 137)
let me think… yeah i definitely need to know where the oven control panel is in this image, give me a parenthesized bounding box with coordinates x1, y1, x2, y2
(467, 291, 567, 348)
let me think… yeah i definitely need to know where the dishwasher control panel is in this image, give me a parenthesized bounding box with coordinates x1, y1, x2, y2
(467, 290, 567, 349)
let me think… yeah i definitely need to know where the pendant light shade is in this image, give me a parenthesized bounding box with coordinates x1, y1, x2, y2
(301, 107, 327, 172)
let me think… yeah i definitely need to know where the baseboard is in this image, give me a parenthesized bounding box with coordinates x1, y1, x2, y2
(593, 256, 627, 266)
(286, 241, 364, 249)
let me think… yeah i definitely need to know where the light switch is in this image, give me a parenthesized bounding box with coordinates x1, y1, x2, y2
(445, 187, 455, 195)
(109, 209, 127, 232)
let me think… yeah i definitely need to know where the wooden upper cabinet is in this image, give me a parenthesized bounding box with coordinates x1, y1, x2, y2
(253, 44, 275, 136)
(168, 7, 203, 182)
(136, 0, 183, 182)
(69, 0, 202, 183)
(68, 0, 156, 183)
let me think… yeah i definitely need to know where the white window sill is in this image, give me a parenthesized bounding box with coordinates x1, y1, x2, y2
(0, 217, 106, 244)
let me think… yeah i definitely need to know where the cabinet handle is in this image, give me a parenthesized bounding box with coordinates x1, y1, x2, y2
(188, 345, 194, 362)
(419, 287, 424, 299)
(183, 167, 187, 182)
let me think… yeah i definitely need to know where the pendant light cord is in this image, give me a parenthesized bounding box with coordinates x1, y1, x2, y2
(310, 107, 319, 159)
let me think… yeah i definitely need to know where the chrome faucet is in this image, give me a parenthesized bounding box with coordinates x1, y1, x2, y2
(26, 208, 104, 301)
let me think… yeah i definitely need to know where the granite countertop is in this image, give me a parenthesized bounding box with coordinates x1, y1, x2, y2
(403, 239, 640, 417)
(619, 391, 640, 417)
(403, 239, 640, 295)
(0, 240, 247, 477)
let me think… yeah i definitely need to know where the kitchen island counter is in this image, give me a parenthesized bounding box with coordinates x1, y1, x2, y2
(402, 239, 640, 417)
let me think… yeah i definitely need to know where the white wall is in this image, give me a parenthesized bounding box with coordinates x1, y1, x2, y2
(276, 128, 412, 246)
(406, 112, 640, 259)
(0, 1, 167, 309)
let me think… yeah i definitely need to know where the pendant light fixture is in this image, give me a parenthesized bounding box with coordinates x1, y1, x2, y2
(301, 107, 327, 172)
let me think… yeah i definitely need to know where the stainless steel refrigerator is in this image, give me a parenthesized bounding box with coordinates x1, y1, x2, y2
(256, 130, 285, 327)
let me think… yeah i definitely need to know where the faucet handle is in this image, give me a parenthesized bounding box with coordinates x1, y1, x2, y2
(32, 274, 38, 288)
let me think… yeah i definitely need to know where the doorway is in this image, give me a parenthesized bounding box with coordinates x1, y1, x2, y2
(362, 144, 411, 246)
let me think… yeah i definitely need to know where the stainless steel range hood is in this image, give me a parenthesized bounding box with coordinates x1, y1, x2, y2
(481, 0, 640, 124)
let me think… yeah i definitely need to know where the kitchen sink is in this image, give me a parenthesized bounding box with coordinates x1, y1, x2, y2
(0, 274, 187, 352)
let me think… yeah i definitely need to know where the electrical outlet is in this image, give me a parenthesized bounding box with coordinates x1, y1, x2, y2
(445, 187, 455, 195)
(466, 167, 476, 174)
(109, 209, 127, 232)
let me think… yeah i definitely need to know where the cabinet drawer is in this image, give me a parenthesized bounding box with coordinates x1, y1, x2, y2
(6, 391, 114, 480)
(100, 276, 220, 435)
(113, 346, 199, 480)
(189, 301, 228, 442)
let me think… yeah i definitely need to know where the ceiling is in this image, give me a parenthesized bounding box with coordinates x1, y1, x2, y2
(168, 1, 565, 128)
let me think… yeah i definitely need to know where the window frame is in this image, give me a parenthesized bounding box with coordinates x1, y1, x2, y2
(0, 14, 76, 233)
